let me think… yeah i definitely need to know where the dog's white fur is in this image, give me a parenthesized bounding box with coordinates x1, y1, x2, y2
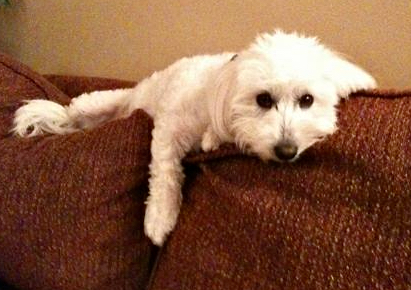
(12, 31, 376, 246)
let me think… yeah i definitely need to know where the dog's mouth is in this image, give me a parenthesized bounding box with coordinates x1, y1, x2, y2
(245, 136, 329, 163)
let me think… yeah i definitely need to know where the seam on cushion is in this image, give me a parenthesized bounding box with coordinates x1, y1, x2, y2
(197, 162, 233, 191)
(0, 59, 59, 99)
(0, 58, 69, 103)
(144, 246, 164, 290)
(144, 163, 228, 290)
(183, 144, 243, 165)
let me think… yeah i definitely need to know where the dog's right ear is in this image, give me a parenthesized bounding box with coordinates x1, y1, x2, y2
(207, 57, 238, 142)
(324, 55, 377, 99)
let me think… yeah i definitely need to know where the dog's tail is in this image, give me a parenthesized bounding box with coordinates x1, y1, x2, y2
(12, 100, 79, 137)
(12, 88, 134, 137)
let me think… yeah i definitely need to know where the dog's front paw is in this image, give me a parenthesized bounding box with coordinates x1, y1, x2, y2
(201, 126, 222, 152)
(144, 198, 180, 246)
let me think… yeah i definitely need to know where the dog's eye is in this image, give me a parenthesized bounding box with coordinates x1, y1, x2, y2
(299, 94, 314, 109)
(256, 92, 274, 109)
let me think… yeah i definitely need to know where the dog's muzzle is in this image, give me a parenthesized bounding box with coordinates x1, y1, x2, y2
(274, 140, 298, 161)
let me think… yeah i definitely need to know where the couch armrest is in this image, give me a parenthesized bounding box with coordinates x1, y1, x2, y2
(0, 52, 156, 290)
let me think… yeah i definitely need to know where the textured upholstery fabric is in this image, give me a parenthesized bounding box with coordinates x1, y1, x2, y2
(150, 91, 411, 290)
(0, 52, 155, 290)
(1, 51, 411, 290)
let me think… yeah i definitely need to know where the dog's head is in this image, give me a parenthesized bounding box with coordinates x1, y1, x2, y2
(209, 30, 377, 162)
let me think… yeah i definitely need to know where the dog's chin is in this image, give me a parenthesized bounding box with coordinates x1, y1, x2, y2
(251, 150, 300, 164)
(246, 144, 304, 164)
(270, 155, 300, 164)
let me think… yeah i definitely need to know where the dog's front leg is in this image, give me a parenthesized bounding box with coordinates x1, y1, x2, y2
(144, 120, 194, 246)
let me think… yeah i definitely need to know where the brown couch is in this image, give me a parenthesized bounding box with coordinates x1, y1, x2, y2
(0, 51, 410, 290)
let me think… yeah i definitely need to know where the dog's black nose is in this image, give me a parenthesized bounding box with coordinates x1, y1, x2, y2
(274, 141, 298, 161)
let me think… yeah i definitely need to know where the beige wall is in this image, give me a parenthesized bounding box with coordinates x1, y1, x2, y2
(1, 0, 410, 88)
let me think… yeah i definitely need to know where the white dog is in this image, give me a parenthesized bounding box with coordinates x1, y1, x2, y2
(12, 30, 376, 246)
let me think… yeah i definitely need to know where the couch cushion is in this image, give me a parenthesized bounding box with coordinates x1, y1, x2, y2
(150, 91, 411, 289)
(0, 53, 155, 290)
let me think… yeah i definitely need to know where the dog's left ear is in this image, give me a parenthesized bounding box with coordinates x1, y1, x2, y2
(325, 56, 377, 98)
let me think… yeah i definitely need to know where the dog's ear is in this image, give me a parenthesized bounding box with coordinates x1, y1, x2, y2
(325, 55, 377, 98)
(207, 57, 238, 141)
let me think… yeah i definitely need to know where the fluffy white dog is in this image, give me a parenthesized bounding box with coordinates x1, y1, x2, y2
(12, 30, 376, 246)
